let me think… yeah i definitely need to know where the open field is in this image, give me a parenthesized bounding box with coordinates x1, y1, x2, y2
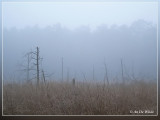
(3, 80, 157, 115)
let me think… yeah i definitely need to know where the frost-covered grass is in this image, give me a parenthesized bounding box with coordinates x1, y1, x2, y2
(3, 80, 157, 115)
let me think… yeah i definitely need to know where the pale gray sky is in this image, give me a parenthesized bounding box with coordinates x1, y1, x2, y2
(3, 1, 158, 81)
(3, 2, 158, 30)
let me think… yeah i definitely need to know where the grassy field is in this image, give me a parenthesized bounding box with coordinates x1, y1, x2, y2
(3, 80, 157, 115)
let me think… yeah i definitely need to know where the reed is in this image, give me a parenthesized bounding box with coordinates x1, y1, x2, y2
(3, 80, 157, 115)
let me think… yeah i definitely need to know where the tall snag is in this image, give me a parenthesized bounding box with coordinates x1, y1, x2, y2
(30, 46, 41, 86)
(36, 47, 40, 86)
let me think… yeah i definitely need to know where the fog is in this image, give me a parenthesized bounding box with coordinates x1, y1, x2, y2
(3, 20, 157, 82)
(2, 2, 157, 82)
(3, 2, 157, 30)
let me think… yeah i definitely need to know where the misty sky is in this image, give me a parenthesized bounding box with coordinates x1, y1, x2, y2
(2, 2, 158, 82)
(3, 2, 158, 30)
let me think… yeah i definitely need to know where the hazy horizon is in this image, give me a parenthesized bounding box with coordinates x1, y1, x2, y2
(2, 2, 158, 82)
(3, 20, 157, 82)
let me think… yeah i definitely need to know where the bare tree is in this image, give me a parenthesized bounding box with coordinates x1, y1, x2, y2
(62, 57, 63, 81)
(72, 78, 75, 86)
(30, 47, 42, 86)
(104, 59, 109, 86)
(42, 69, 46, 85)
(121, 59, 124, 83)
(93, 65, 95, 81)
(19, 52, 34, 83)
(36, 47, 40, 85)
(67, 67, 70, 82)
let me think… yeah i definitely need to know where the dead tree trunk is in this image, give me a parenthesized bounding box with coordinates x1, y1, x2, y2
(72, 78, 75, 86)
(27, 53, 30, 82)
(93, 65, 95, 81)
(62, 57, 63, 81)
(121, 59, 124, 83)
(104, 61, 109, 86)
(67, 67, 70, 82)
(23, 52, 32, 83)
(36, 47, 40, 86)
(42, 69, 46, 85)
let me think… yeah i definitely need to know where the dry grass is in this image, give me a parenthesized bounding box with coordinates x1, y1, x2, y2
(3, 80, 157, 115)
